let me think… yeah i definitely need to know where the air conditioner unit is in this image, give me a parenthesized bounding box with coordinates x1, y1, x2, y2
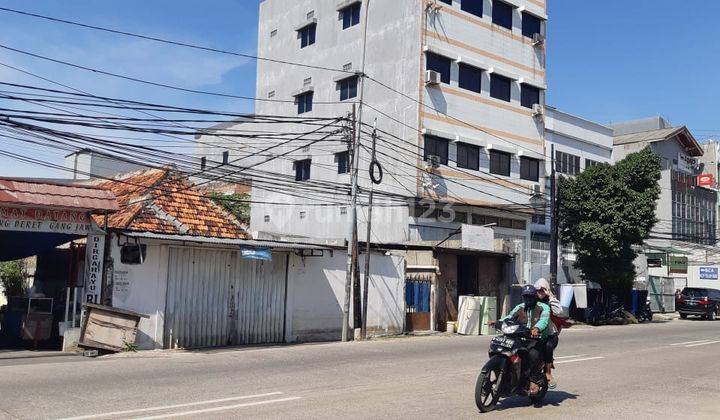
(529, 184, 542, 195)
(532, 33, 546, 47)
(424, 154, 441, 169)
(425, 70, 441, 86)
(532, 104, 545, 117)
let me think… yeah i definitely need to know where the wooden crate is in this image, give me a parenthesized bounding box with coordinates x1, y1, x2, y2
(79, 303, 148, 352)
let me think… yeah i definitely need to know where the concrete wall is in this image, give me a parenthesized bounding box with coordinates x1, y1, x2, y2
(285, 250, 405, 342)
(64, 152, 148, 180)
(108, 235, 405, 348)
(109, 236, 169, 349)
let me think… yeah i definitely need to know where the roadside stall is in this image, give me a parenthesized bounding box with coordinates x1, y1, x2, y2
(0, 178, 117, 352)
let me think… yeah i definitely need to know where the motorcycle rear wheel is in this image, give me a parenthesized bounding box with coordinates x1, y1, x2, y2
(475, 365, 502, 412)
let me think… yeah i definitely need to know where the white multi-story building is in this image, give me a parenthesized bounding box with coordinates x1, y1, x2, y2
(530, 106, 614, 282)
(198, 0, 549, 252)
(195, 1, 550, 329)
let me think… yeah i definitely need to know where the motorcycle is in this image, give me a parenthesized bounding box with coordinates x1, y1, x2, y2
(635, 297, 653, 323)
(474, 319, 548, 412)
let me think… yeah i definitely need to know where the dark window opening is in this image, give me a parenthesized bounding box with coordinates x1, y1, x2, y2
(299, 24, 316, 48)
(294, 159, 311, 181)
(520, 157, 540, 181)
(522, 12, 542, 38)
(426, 52, 451, 84)
(121, 244, 147, 265)
(458, 63, 482, 94)
(461, 0, 483, 17)
(222, 151, 230, 165)
(424, 135, 449, 165)
(438, 0, 452, 4)
(489, 150, 511, 176)
(297, 91, 313, 114)
(456, 142, 480, 170)
(490, 73, 512, 102)
(336, 151, 350, 174)
(555, 151, 581, 175)
(521, 84, 540, 109)
(342, 3, 361, 29)
(338, 76, 358, 101)
(200, 156, 207, 171)
(492, 0, 514, 30)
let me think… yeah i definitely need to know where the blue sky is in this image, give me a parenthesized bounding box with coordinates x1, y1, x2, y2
(0, 0, 717, 177)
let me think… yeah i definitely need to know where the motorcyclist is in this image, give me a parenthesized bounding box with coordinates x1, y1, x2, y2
(493, 285, 550, 394)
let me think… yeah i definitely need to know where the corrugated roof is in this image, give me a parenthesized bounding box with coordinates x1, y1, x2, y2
(89, 168, 249, 239)
(120, 231, 333, 250)
(613, 127, 684, 145)
(613, 126, 702, 156)
(0, 178, 118, 212)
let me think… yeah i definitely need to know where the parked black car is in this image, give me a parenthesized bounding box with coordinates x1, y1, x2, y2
(677, 287, 720, 320)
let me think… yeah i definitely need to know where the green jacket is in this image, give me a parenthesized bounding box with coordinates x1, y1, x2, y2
(500, 302, 551, 340)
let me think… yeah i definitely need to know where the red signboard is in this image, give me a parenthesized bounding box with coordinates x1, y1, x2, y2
(697, 173, 715, 188)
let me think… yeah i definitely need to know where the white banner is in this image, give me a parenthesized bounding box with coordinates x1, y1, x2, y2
(0, 206, 93, 234)
(84, 234, 105, 304)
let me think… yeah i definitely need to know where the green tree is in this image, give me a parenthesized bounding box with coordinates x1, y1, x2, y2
(0, 260, 27, 298)
(558, 147, 661, 298)
(208, 192, 250, 223)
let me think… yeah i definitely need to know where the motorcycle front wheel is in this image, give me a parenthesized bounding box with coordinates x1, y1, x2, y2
(475, 358, 503, 412)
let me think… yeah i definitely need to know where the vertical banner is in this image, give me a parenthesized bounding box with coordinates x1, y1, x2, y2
(84, 234, 105, 304)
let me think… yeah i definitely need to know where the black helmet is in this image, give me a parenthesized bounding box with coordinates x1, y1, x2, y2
(521, 285, 537, 296)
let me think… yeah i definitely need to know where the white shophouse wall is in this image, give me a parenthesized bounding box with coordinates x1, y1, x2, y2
(108, 235, 405, 349)
(285, 250, 405, 342)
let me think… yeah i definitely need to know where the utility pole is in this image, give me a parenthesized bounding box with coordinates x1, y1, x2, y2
(342, 104, 360, 342)
(342, 0, 372, 342)
(549, 144, 558, 287)
(361, 120, 378, 339)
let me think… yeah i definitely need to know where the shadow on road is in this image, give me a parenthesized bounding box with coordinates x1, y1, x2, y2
(496, 391, 579, 411)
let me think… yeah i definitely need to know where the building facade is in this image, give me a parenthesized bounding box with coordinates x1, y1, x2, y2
(197, 0, 549, 280)
(530, 106, 614, 283)
(611, 117, 716, 291)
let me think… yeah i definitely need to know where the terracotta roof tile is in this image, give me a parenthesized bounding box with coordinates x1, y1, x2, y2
(91, 169, 248, 239)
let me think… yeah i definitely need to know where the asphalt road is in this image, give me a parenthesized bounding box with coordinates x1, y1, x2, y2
(0, 319, 718, 419)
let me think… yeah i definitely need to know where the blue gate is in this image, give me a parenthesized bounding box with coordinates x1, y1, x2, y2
(406, 280, 431, 313)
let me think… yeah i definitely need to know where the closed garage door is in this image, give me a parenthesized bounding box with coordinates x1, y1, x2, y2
(164, 247, 287, 349)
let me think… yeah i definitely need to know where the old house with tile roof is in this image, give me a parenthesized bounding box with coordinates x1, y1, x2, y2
(89, 168, 405, 350)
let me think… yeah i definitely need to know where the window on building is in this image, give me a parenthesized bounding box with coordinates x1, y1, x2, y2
(461, 0, 483, 17)
(672, 170, 717, 245)
(456, 142, 480, 170)
(438, 0, 452, 4)
(585, 158, 603, 169)
(338, 76, 358, 101)
(426, 52, 451, 84)
(489, 150, 511, 176)
(222, 151, 229, 165)
(200, 157, 207, 171)
(490, 74, 512, 102)
(341, 2, 361, 29)
(492, 0, 514, 30)
(521, 12, 542, 38)
(520, 157, 540, 181)
(532, 213, 546, 225)
(294, 159, 311, 181)
(270, 29, 278, 38)
(335, 150, 350, 174)
(555, 150, 581, 175)
(458, 63, 482, 94)
(424, 135, 449, 165)
(521, 84, 540, 109)
(296, 91, 313, 114)
(299, 24, 316, 48)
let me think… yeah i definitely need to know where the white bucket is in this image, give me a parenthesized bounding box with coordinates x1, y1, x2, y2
(446, 321, 456, 333)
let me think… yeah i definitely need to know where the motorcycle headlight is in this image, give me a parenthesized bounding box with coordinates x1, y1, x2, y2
(501, 324, 519, 334)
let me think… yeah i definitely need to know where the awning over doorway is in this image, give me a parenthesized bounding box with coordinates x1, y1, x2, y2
(0, 231, 81, 261)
